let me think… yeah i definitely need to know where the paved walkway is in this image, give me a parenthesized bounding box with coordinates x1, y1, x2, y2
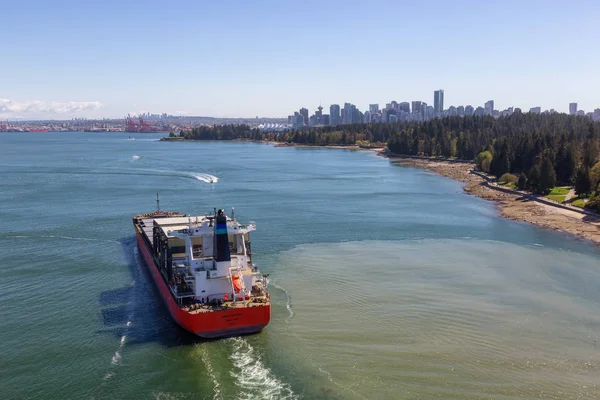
(564, 188, 576, 203)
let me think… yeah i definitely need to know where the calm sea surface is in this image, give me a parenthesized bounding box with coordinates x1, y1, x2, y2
(1, 132, 600, 400)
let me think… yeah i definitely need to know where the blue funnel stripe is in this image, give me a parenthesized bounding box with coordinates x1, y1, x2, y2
(215, 222, 228, 235)
(215, 216, 230, 262)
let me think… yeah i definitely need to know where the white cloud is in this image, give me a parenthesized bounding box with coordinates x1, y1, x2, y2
(0, 99, 103, 115)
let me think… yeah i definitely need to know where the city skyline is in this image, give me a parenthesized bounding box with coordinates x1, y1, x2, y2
(287, 90, 600, 128)
(1, 92, 596, 122)
(2, 1, 600, 119)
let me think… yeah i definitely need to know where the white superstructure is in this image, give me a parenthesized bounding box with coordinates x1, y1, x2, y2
(149, 210, 268, 307)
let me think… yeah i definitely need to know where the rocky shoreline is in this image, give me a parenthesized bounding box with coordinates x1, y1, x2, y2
(378, 152, 600, 246)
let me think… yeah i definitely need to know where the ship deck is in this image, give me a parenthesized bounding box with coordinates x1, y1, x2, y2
(138, 218, 155, 245)
(185, 298, 270, 314)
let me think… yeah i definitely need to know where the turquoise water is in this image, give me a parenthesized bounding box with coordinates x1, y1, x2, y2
(1, 132, 599, 399)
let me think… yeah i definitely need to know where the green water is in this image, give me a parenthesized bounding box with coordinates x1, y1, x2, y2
(1, 132, 599, 399)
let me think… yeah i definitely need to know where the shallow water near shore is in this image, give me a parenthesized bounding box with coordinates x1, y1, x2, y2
(1, 132, 600, 399)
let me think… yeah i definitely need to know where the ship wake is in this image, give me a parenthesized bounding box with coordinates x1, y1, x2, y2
(194, 173, 219, 183)
(196, 345, 223, 400)
(270, 281, 294, 323)
(103, 245, 139, 380)
(228, 338, 297, 400)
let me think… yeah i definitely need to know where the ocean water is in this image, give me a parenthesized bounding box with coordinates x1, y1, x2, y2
(1, 132, 599, 399)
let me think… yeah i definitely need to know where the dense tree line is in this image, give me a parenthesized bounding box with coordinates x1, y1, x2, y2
(177, 113, 600, 210)
(180, 124, 263, 141)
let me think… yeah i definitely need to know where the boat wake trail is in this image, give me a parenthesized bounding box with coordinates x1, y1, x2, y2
(270, 282, 294, 323)
(196, 345, 223, 400)
(0, 165, 219, 185)
(131, 155, 141, 161)
(110, 319, 132, 366)
(2, 234, 118, 244)
(194, 173, 219, 184)
(104, 246, 139, 380)
(229, 338, 297, 400)
(100, 167, 218, 184)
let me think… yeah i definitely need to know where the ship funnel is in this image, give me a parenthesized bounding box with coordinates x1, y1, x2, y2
(215, 209, 231, 262)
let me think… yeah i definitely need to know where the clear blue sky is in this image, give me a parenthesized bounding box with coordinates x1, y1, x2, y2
(2, 0, 599, 119)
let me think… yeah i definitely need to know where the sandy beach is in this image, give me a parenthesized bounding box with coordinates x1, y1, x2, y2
(380, 153, 600, 246)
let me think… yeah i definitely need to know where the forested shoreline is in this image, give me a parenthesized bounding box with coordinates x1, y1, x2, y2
(171, 112, 600, 211)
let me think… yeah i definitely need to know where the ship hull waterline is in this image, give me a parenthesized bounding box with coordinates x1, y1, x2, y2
(135, 232, 271, 339)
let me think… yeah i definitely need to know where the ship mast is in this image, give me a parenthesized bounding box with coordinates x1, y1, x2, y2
(156, 193, 160, 212)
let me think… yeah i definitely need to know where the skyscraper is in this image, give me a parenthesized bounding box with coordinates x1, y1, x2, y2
(315, 105, 323, 125)
(399, 102, 410, 113)
(330, 104, 341, 126)
(343, 103, 355, 125)
(369, 104, 379, 114)
(411, 101, 422, 115)
(299, 108, 309, 127)
(569, 102, 577, 115)
(364, 111, 371, 124)
(434, 90, 444, 114)
(530, 107, 541, 114)
(484, 100, 494, 115)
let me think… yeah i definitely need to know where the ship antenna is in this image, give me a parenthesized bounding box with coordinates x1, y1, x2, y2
(156, 193, 160, 212)
(231, 207, 235, 221)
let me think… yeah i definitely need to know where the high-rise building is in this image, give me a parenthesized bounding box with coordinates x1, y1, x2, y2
(369, 104, 379, 114)
(411, 101, 422, 115)
(465, 105, 474, 116)
(343, 103, 355, 125)
(299, 108, 309, 126)
(457, 105, 465, 116)
(353, 109, 363, 124)
(381, 108, 388, 123)
(399, 102, 410, 113)
(330, 104, 341, 126)
(293, 111, 304, 127)
(421, 102, 428, 119)
(364, 111, 371, 124)
(569, 102, 578, 115)
(315, 105, 323, 118)
(314, 105, 324, 125)
(434, 90, 444, 114)
(484, 100, 494, 115)
(530, 107, 541, 114)
(426, 105, 434, 119)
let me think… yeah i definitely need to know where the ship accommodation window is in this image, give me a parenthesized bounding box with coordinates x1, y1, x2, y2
(191, 237, 203, 258)
(228, 233, 245, 255)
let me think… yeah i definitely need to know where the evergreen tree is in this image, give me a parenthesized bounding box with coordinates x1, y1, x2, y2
(517, 174, 527, 190)
(538, 156, 557, 194)
(575, 167, 592, 196)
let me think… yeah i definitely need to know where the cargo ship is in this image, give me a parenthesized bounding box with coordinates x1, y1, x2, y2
(132, 198, 271, 338)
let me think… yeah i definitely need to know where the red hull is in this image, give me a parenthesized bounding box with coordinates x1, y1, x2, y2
(136, 232, 271, 338)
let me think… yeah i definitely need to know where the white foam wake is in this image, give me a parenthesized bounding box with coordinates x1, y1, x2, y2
(111, 305, 133, 366)
(194, 173, 219, 183)
(132, 155, 141, 160)
(4, 234, 118, 244)
(197, 346, 223, 400)
(270, 282, 294, 322)
(228, 338, 297, 400)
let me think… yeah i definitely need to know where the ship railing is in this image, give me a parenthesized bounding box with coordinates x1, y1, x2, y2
(206, 293, 234, 303)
